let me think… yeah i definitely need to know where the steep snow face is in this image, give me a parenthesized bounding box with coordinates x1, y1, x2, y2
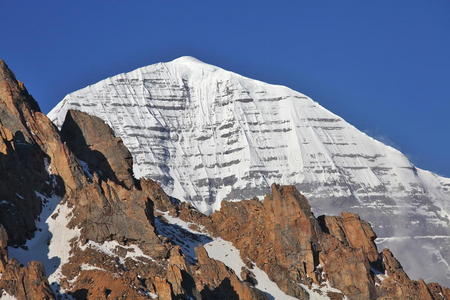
(48, 56, 450, 285)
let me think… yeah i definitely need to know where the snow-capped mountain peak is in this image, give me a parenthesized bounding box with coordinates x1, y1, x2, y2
(171, 55, 211, 65)
(48, 56, 450, 286)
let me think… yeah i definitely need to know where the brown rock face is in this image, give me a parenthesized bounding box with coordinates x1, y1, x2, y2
(0, 260, 54, 300)
(0, 60, 85, 246)
(57, 109, 163, 251)
(318, 213, 379, 298)
(60, 109, 135, 189)
(160, 246, 266, 300)
(320, 212, 378, 263)
(0, 61, 54, 245)
(195, 185, 321, 298)
(0, 60, 39, 125)
(194, 184, 350, 298)
(263, 185, 321, 281)
(318, 229, 375, 299)
(0, 225, 7, 273)
(374, 249, 450, 299)
(169, 184, 450, 299)
(0, 60, 70, 299)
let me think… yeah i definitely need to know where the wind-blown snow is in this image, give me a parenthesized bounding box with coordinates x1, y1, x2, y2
(48, 56, 450, 286)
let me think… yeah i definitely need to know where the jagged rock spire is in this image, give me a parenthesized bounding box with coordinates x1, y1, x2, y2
(0, 59, 40, 113)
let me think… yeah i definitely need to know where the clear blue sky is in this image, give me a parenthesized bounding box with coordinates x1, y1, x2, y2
(1, 1, 449, 176)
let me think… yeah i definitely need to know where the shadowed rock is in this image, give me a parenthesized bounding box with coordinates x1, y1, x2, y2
(60, 109, 135, 189)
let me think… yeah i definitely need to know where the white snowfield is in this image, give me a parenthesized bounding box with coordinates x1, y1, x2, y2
(48, 56, 450, 286)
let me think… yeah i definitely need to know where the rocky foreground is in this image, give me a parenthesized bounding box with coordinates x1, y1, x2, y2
(0, 60, 449, 299)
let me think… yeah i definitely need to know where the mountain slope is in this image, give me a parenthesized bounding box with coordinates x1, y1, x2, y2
(48, 56, 450, 286)
(1, 59, 450, 299)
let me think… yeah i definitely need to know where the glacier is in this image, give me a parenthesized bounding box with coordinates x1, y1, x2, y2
(48, 56, 450, 286)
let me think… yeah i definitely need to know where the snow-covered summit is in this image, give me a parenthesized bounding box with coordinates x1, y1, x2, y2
(171, 55, 213, 66)
(48, 56, 450, 285)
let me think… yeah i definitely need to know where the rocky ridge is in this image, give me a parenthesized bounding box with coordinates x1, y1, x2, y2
(0, 60, 448, 299)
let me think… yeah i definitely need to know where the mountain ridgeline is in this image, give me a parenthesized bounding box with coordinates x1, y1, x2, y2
(0, 59, 448, 299)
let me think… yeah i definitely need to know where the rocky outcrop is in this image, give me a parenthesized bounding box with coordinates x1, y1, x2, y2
(167, 184, 450, 299)
(0, 225, 7, 273)
(194, 186, 321, 298)
(60, 109, 135, 189)
(58, 109, 163, 251)
(165, 246, 267, 300)
(0, 225, 54, 299)
(319, 213, 378, 263)
(0, 60, 71, 298)
(0, 61, 57, 245)
(0, 260, 54, 300)
(375, 249, 450, 299)
(55, 107, 266, 299)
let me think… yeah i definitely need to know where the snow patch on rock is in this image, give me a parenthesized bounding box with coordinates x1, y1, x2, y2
(8, 192, 80, 286)
(79, 240, 155, 264)
(300, 282, 348, 300)
(0, 290, 17, 300)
